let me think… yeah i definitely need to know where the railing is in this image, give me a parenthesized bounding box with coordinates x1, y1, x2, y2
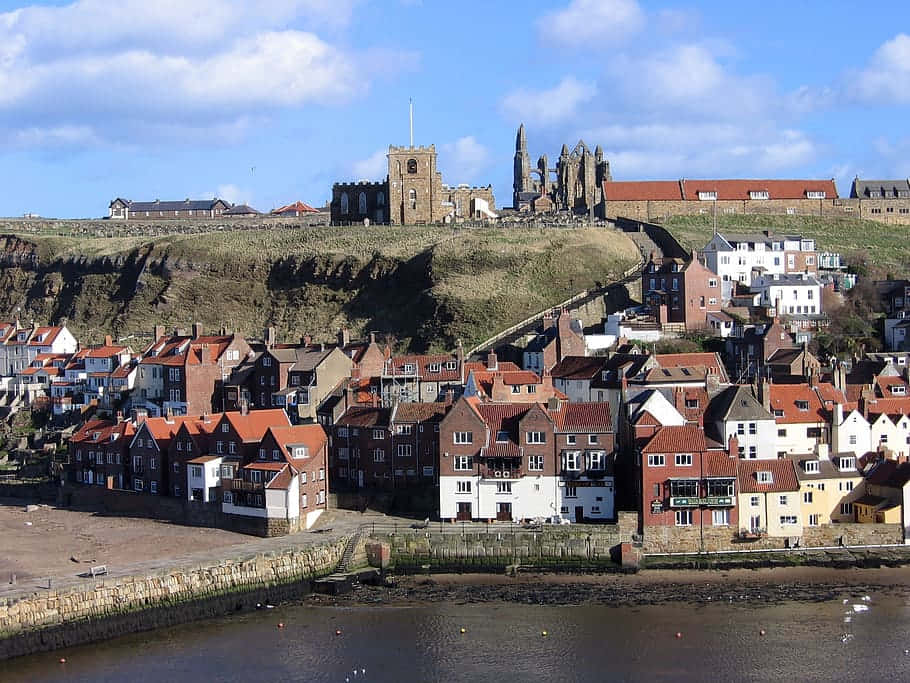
(230, 478, 264, 492)
(479, 467, 524, 480)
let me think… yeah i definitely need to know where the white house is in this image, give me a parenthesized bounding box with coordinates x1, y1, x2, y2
(751, 273, 823, 317)
(710, 385, 777, 460)
(187, 455, 223, 502)
(831, 404, 872, 456)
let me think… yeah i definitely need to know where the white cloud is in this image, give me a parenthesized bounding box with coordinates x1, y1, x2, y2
(216, 184, 251, 206)
(440, 136, 491, 181)
(539, 0, 644, 45)
(500, 76, 596, 128)
(851, 33, 910, 103)
(0, 0, 403, 146)
(351, 148, 388, 181)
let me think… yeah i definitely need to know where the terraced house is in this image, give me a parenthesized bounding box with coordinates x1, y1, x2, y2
(66, 418, 135, 490)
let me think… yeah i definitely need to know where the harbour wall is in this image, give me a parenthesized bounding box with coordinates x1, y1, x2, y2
(0, 537, 346, 660)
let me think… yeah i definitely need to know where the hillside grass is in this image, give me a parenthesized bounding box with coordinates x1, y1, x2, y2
(661, 213, 910, 274)
(2, 224, 641, 352)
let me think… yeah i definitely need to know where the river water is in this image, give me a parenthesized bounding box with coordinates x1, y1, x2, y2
(2, 593, 909, 682)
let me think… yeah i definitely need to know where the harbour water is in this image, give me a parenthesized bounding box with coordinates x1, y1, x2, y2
(2, 593, 908, 682)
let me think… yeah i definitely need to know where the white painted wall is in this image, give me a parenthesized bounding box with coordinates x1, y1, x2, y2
(722, 418, 777, 460)
(558, 479, 615, 520)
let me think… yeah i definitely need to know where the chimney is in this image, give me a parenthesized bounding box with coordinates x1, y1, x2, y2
(192, 322, 203, 339)
(165, 406, 174, 423)
(264, 327, 276, 348)
(444, 389, 454, 407)
(338, 328, 351, 348)
(674, 386, 685, 414)
(131, 408, 147, 426)
(456, 339, 465, 383)
(759, 376, 770, 412)
(200, 343, 209, 365)
(834, 402, 844, 427)
(369, 332, 376, 344)
(240, 400, 249, 416)
(320, 342, 325, 352)
(104, 334, 113, 347)
(486, 351, 498, 371)
(728, 434, 739, 458)
(351, 365, 362, 380)
(302, 334, 312, 347)
(115, 410, 123, 423)
(154, 325, 165, 341)
(542, 311, 556, 331)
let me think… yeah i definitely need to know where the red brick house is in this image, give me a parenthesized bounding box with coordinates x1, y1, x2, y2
(464, 353, 562, 403)
(641, 251, 722, 331)
(67, 418, 135, 490)
(523, 312, 586, 373)
(639, 425, 738, 532)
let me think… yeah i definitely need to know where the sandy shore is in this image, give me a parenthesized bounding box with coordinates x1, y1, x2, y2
(308, 566, 910, 608)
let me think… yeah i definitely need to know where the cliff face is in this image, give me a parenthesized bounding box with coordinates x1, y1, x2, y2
(0, 225, 640, 351)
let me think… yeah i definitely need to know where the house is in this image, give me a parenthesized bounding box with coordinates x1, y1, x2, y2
(736, 459, 802, 539)
(764, 345, 821, 384)
(135, 324, 251, 416)
(271, 201, 320, 217)
(750, 273, 823, 317)
(222, 204, 261, 217)
(222, 423, 328, 531)
(549, 356, 607, 402)
(787, 449, 861, 527)
(66, 418, 135, 490)
(523, 312, 586, 373)
(856, 457, 910, 539)
(438, 397, 613, 523)
(706, 384, 777, 460)
(726, 317, 797, 383)
(766, 383, 829, 456)
(0, 322, 78, 377)
(464, 352, 561, 403)
(639, 425, 738, 542)
(701, 231, 819, 302)
(109, 198, 230, 220)
(380, 347, 465, 405)
(169, 413, 224, 499)
(641, 251, 721, 331)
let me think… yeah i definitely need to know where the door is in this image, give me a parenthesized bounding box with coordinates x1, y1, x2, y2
(575, 506, 585, 523)
(358, 470, 364, 488)
(457, 502, 472, 521)
(496, 502, 512, 522)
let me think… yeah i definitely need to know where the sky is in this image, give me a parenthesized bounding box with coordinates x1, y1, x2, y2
(0, 0, 909, 218)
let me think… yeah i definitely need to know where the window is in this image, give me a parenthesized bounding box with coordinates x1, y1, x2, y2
(840, 503, 854, 516)
(319, 469, 324, 481)
(150, 481, 158, 494)
(838, 456, 856, 471)
(675, 453, 693, 466)
(221, 423, 229, 433)
(737, 423, 745, 436)
(563, 451, 581, 471)
(777, 429, 787, 437)
(750, 495, 760, 507)
(456, 481, 471, 494)
(757, 471, 773, 484)
(697, 191, 717, 201)
(251, 470, 262, 483)
(647, 454, 665, 467)
(806, 191, 826, 199)
(566, 434, 577, 445)
(748, 423, 757, 435)
(526, 431, 546, 444)
(453, 455, 472, 471)
(675, 509, 693, 526)
(803, 460, 819, 474)
(588, 434, 598, 445)
(273, 449, 281, 461)
(300, 471, 307, 484)
(191, 465, 203, 478)
(340, 193, 349, 214)
(406, 158, 418, 174)
(779, 515, 798, 525)
(408, 189, 417, 210)
(779, 495, 788, 506)
(528, 455, 544, 471)
(849, 434, 857, 446)
(373, 429, 385, 440)
(150, 457, 157, 471)
(454, 432, 472, 444)
(220, 465, 232, 478)
(565, 486, 577, 498)
(706, 479, 734, 497)
(749, 190, 769, 200)
(588, 451, 605, 471)
(670, 480, 698, 497)
(358, 192, 367, 214)
(397, 424, 412, 435)
(134, 478, 143, 491)
(496, 481, 512, 494)
(808, 514, 819, 526)
(397, 444, 412, 457)
(712, 509, 730, 526)
(373, 449, 385, 463)
(795, 400, 809, 411)
(803, 491, 813, 504)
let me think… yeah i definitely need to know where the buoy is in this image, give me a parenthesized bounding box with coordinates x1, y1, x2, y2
(460, 628, 466, 634)
(277, 622, 284, 629)
(59, 658, 66, 664)
(541, 630, 548, 637)
(336, 628, 343, 635)
(760, 629, 766, 636)
(675, 632, 682, 639)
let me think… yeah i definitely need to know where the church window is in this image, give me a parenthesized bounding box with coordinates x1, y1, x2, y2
(340, 192, 349, 214)
(359, 192, 367, 214)
(408, 189, 417, 210)
(377, 192, 385, 207)
(407, 159, 418, 174)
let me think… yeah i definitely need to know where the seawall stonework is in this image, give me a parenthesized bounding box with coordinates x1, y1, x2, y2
(0, 537, 346, 660)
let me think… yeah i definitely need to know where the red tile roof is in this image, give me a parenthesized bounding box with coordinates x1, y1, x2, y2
(737, 459, 800, 493)
(272, 201, 318, 215)
(84, 345, 128, 358)
(769, 384, 826, 424)
(27, 326, 65, 347)
(225, 409, 291, 442)
(551, 402, 612, 431)
(655, 353, 726, 377)
(267, 424, 327, 464)
(681, 179, 838, 201)
(549, 356, 605, 380)
(394, 402, 450, 423)
(641, 425, 707, 454)
(464, 361, 522, 374)
(603, 180, 683, 201)
(384, 354, 461, 382)
(703, 452, 737, 477)
(265, 465, 295, 490)
(338, 406, 390, 427)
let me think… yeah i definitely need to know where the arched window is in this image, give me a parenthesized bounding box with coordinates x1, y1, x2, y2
(408, 188, 417, 210)
(340, 192, 349, 214)
(377, 191, 385, 207)
(359, 192, 367, 214)
(407, 159, 418, 174)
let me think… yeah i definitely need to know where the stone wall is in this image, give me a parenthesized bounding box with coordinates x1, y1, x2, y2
(0, 537, 345, 659)
(59, 484, 299, 537)
(376, 525, 622, 572)
(643, 523, 902, 554)
(604, 197, 910, 227)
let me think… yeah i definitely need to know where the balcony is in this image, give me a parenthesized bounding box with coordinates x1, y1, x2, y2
(479, 466, 524, 480)
(229, 478, 264, 493)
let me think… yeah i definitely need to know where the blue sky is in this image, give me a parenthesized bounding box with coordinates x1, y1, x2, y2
(0, 0, 908, 218)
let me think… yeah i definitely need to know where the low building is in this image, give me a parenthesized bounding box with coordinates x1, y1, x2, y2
(751, 273, 823, 317)
(641, 251, 721, 331)
(787, 449, 861, 527)
(523, 312, 586, 373)
(736, 458, 802, 540)
(109, 198, 230, 220)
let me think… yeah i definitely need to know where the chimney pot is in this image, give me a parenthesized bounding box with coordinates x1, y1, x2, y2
(104, 335, 113, 347)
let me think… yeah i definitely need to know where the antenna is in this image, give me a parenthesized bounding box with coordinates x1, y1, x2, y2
(409, 98, 414, 147)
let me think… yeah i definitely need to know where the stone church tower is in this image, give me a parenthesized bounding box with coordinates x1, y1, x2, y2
(513, 123, 533, 209)
(388, 145, 440, 225)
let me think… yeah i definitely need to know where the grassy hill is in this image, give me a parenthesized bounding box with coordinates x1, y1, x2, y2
(661, 214, 910, 275)
(0, 224, 640, 352)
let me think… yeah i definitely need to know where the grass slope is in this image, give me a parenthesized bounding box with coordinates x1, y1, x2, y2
(1, 225, 640, 352)
(661, 214, 910, 274)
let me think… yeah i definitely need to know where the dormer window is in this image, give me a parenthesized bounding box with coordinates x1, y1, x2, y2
(757, 471, 773, 484)
(806, 191, 826, 199)
(803, 460, 819, 474)
(892, 386, 906, 396)
(446, 360, 457, 371)
(697, 191, 717, 201)
(749, 190, 769, 200)
(496, 430, 509, 442)
(402, 363, 415, 373)
(838, 456, 856, 471)
(795, 400, 809, 411)
(428, 363, 440, 373)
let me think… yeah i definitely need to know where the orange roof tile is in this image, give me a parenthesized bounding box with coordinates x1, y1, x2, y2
(641, 425, 707, 454)
(84, 345, 128, 358)
(603, 180, 683, 201)
(225, 409, 290, 442)
(737, 459, 800, 493)
(681, 179, 838, 201)
(769, 384, 827, 424)
(267, 424, 327, 463)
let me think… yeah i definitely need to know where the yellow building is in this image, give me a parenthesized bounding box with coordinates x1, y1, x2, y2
(788, 452, 862, 527)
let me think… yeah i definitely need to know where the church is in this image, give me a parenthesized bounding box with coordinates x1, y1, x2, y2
(512, 124, 612, 215)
